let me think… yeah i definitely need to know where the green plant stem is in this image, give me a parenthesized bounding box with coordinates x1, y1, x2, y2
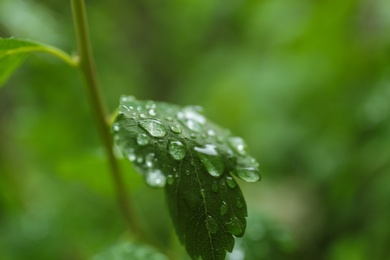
(70, 0, 138, 235)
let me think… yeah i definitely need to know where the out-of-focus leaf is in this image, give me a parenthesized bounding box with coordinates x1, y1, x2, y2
(93, 241, 168, 260)
(0, 38, 76, 86)
(112, 96, 261, 260)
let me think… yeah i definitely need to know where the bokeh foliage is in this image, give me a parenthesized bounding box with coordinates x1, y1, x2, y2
(1, 0, 390, 259)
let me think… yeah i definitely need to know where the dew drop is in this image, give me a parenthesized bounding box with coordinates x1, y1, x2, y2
(194, 144, 224, 177)
(216, 136, 224, 144)
(211, 182, 219, 193)
(167, 175, 174, 185)
(121, 96, 135, 103)
(207, 129, 216, 136)
(128, 153, 136, 162)
(145, 153, 155, 168)
(113, 123, 120, 132)
(205, 215, 219, 234)
(136, 133, 149, 146)
(145, 101, 156, 109)
(220, 204, 228, 216)
(226, 176, 237, 188)
(168, 141, 186, 160)
(190, 134, 196, 139)
(236, 168, 261, 182)
(165, 116, 173, 122)
(170, 124, 182, 134)
(126, 148, 136, 162)
(136, 157, 143, 164)
(226, 217, 244, 236)
(145, 169, 166, 187)
(228, 137, 247, 155)
(148, 109, 156, 116)
(137, 106, 142, 111)
(140, 113, 146, 118)
(177, 106, 206, 132)
(139, 119, 167, 138)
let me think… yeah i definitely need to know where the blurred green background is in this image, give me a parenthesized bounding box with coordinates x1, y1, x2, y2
(1, 0, 390, 259)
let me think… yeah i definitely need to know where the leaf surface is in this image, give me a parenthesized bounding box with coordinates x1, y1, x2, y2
(0, 38, 76, 86)
(113, 96, 261, 260)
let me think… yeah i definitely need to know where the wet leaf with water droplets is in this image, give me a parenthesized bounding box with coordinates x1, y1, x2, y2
(112, 96, 260, 260)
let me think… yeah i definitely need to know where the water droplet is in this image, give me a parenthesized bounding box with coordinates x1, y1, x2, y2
(167, 175, 174, 185)
(145, 169, 166, 187)
(113, 123, 120, 132)
(194, 144, 224, 177)
(126, 148, 136, 162)
(220, 204, 228, 216)
(148, 109, 156, 116)
(211, 182, 219, 193)
(145, 153, 155, 167)
(136, 133, 149, 146)
(207, 129, 216, 136)
(129, 106, 134, 110)
(177, 106, 206, 132)
(205, 215, 219, 234)
(170, 124, 182, 134)
(186, 170, 190, 175)
(165, 116, 173, 122)
(226, 176, 237, 188)
(128, 153, 136, 162)
(236, 168, 261, 182)
(137, 106, 142, 111)
(228, 137, 247, 155)
(136, 157, 143, 163)
(190, 134, 196, 139)
(145, 101, 156, 109)
(121, 96, 135, 103)
(139, 119, 167, 138)
(226, 217, 244, 236)
(168, 141, 186, 160)
(140, 113, 146, 118)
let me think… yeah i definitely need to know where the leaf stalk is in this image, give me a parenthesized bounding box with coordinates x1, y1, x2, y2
(70, 0, 139, 235)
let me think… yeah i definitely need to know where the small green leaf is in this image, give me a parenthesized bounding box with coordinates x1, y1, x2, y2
(0, 37, 77, 86)
(113, 96, 261, 260)
(93, 241, 168, 260)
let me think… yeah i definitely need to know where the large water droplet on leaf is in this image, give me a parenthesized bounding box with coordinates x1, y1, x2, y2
(236, 168, 261, 182)
(168, 141, 186, 160)
(139, 119, 167, 138)
(194, 144, 224, 177)
(146, 169, 166, 187)
(206, 215, 219, 234)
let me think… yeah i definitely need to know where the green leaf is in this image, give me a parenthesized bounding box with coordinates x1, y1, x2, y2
(0, 37, 77, 86)
(113, 96, 261, 260)
(93, 241, 168, 260)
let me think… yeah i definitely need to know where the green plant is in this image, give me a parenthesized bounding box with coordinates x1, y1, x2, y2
(0, 1, 260, 259)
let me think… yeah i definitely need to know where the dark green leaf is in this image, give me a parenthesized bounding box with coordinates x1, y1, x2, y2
(93, 241, 168, 260)
(113, 96, 261, 260)
(0, 38, 76, 86)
